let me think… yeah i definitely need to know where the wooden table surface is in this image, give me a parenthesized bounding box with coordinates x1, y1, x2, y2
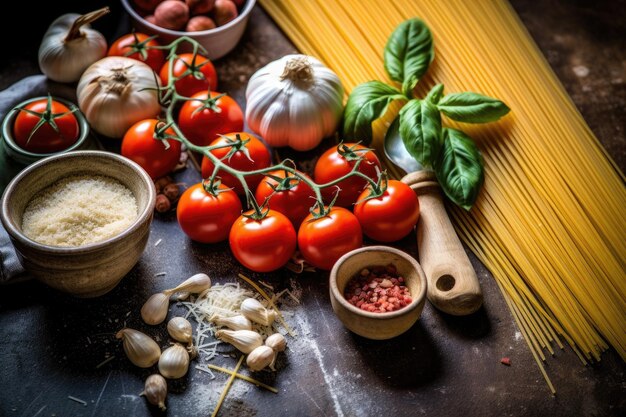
(0, 1, 624, 416)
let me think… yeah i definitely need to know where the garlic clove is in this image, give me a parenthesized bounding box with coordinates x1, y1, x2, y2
(246, 345, 276, 372)
(215, 329, 263, 354)
(240, 298, 276, 327)
(141, 292, 170, 325)
(158, 343, 190, 379)
(167, 317, 193, 345)
(264, 333, 287, 352)
(165, 273, 211, 295)
(140, 374, 167, 411)
(115, 328, 161, 368)
(209, 314, 252, 331)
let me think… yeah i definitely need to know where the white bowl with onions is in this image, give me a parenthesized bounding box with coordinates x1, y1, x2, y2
(121, 0, 257, 60)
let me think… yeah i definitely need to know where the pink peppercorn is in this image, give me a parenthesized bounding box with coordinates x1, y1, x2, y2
(343, 264, 412, 313)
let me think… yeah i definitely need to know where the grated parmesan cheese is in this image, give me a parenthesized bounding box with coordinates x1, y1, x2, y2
(21, 175, 137, 247)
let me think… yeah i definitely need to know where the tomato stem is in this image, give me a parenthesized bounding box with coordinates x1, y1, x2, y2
(158, 37, 379, 215)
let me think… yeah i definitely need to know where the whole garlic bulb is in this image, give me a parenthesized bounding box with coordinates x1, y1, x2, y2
(77, 56, 161, 138)
(167, 317, 193, 345)
(38, 8, 109, 83)
(141, 292, 170, 325)
(245, 54, 344, 151)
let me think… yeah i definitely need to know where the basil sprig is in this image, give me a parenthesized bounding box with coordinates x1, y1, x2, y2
(341, 18, 510, 210)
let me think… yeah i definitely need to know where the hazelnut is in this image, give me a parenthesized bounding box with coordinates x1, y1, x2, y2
(154, 0, 190, 30)
(186, 15, 217, 31)
(186, 0, 215, 15)
(212, 0, 238, 26)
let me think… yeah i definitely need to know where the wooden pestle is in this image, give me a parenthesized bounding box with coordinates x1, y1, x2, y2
(401, 170, 483, 315)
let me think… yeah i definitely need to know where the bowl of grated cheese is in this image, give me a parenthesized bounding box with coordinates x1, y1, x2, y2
(0, 151, 156, 297)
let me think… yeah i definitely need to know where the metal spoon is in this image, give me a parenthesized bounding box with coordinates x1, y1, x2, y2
(384, 119, 482, 316)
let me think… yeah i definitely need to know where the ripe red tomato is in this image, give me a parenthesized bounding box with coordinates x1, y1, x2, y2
(13, 97, 79, 154)
(177, 182, 242, 243)
(121, 119, 182, 180)
(229, 210, 297, 272)
(254, 170, 315, 228)
(314, 143, 382, 208)
(159, 53, 218, 97)
(298, 207, 363, 270)
(354, 180, 420, 242)
(178, 91, 244, 147)
(107, 32, 165, 73)
(201, 132, 272, 195)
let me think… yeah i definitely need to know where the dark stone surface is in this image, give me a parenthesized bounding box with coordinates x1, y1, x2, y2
(0, 2, 624, 417)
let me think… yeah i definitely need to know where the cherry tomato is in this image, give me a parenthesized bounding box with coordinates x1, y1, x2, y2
(229, 209, 297, 272)
(178, 91, 244, 147)
(121, 119, 182, 180)
(201, 132, 272, 195)
(254, 170, 316, 228)
(108, 32, 165, 73)
(159, 53, 218, 97)
(354, 180, 420, 242)
(298, 207, 363, 270)
(314, 143, 382, 208)
(177, 182, 242, 243)
(13, 97, 79, 154)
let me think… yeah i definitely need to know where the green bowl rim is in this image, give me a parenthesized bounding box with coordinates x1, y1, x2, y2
(1, 96, 90, 158)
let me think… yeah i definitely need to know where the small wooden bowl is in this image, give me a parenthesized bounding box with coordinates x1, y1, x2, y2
(329, 246, 428, 340)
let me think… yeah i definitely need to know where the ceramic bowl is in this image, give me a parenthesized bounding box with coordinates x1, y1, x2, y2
(0, 151, 156, 298)
(329, 246, 428, 340)
(1, 96, 90, 166)
(121, 0, 257, 60)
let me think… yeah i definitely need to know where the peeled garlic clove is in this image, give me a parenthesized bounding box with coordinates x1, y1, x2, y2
(246, 345, 276, 372)
(210, 314, 252, 331)
(167, 317, 193, 345)
(116, 328, 161, 368)
(141, 374, 167, 411)
(240, 298, 276, 326)
(165, 273, 211, 295)
(215, 329, 263, 354)
(158, 343, 190, 379)
(141, 292, 170, 325)
(265, 333, 287, 352)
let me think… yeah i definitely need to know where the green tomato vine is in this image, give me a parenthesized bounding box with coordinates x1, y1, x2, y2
(150, 36, 384, 219)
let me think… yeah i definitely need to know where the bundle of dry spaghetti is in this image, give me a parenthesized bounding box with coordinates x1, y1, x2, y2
(260, 0, 626, 392)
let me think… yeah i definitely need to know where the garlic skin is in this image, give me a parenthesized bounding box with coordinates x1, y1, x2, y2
(141, 374, 167, 411)
(38, 8, 109, 83)
(167, 317, 193, 345)
(209, 314, 252, 331)
(77, 56, 160, 138)
(240, 298, 276, 326)
(246, 345, 275, 372)
(215, 329, 263, 354)
(158, 344, 190, 379)
(116, 328, 161, 368)
(141, 292, 170, 325)
(245, 54, 344, 151)
(264, 333, 287, 352)
(165, 273, 211, 295)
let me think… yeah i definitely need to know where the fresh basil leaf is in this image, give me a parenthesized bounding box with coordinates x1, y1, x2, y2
(384, 18, 434, 97)
(399, 99, 442, 167)
(438, 92, 510, 123)
(342, 81, 405, 144)
(435, 128, 484, 210)
(425, 83, 444, 104)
